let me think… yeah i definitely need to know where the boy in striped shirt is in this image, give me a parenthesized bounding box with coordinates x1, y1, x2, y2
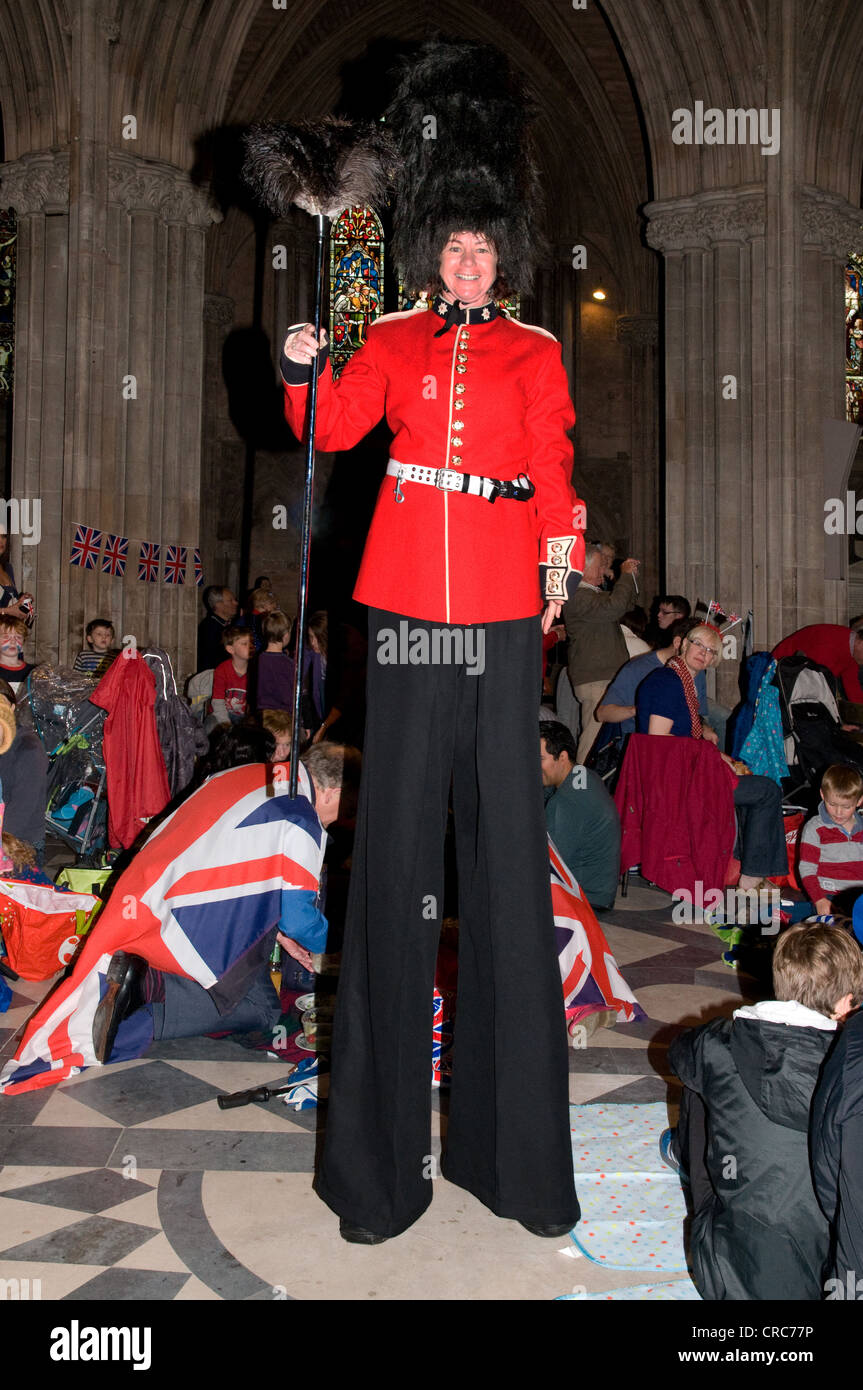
(799, 765, 863, 918)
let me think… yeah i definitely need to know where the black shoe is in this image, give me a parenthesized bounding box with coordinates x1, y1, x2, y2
(92, 951, 148, 1063)
(519, 1220, 575, 1238)
(339, 1219, 390, 1245)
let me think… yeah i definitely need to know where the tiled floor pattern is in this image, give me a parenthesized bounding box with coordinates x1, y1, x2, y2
(0, 877, 761, 1300)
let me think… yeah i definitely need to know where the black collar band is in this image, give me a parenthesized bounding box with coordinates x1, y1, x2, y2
(432, 293, 499, 336)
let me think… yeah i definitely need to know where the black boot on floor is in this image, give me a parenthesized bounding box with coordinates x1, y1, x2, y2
(339, 1219, 390, 1245)
(92, 951, 148, 1063)
(519, 1221, 575, 1237)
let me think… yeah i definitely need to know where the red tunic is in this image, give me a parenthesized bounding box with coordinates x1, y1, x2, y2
(282, 302, 585, 625)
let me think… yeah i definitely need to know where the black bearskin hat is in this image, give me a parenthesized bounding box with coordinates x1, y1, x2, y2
(386, 39, 544, 295)
(242, 116, 396, 220)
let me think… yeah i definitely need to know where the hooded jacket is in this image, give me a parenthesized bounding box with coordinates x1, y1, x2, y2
(669, 1000, 835, 1301)
(811, 1008, 863, 1294)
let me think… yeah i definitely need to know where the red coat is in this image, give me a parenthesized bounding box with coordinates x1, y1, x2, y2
(772, 624, 863, 702)
(91, 652, 171, 850)
(614, 734, 737, 899)
(282, 299, 585, 625)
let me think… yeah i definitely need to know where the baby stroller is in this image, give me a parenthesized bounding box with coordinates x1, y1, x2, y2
(773, 654, 863, 810)
(26, 667, 109, 861)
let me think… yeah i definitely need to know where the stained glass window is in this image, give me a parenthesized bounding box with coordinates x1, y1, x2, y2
(0, 209, 15, 397)
(845, 258, 863, 424)
(329, 206, 384, 377)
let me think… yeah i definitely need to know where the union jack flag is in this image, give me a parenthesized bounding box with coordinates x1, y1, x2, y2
(549, 837, 645, 1024)
(0, 762, 325, 1094)
(164, 544, 187, 585)
(138, 541, 160, 583)
(70, 524, 103, 570)
(101, 533, 128, 578)
(193, 548, 203, 587)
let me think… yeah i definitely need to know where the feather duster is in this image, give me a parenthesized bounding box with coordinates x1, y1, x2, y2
(242, 116, 397, 220)
(385, 39, 545, 295)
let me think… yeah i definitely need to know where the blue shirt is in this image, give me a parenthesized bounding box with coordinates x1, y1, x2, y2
(635, 666, 696, 737)
(605, 654, 707, 736)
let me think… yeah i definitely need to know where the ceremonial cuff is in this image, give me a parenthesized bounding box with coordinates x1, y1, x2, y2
(540, 537, 582, 601)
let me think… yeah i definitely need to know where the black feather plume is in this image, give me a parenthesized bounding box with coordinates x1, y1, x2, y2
(242, 117, 397, 219)
(386, 40, 545, 295)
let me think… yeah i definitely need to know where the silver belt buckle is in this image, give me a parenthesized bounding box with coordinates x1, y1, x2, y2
(435, 468, 462, 492)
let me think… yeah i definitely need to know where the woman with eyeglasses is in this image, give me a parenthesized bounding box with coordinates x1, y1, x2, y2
(636, 624, 787, 892)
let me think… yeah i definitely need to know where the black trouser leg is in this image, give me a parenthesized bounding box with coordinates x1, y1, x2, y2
(316, 610, 578, 1235)
(444, 616, 579, 1224)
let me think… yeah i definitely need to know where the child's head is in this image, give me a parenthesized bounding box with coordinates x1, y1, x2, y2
(251, 586, 277, 614)
(261, 708, 292, 762)
(821, 763, 863, 827)
(262, 610, 290, 648)
(0, 617, 26, 665)
(773, 922, 863, 1018)
(86, 618, 114, 653)
(307, 609, 328, 658)
(222, 625, 252, 662)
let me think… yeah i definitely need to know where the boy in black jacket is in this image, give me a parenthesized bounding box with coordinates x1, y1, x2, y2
(665, 924, 862, 1300)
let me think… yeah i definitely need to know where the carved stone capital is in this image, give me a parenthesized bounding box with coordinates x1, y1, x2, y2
(0, 149, 70, 215)
(203, 293, 234, 328)
(616, 314, 659, 348)
(645, 188, 766, 253)
(107, 151, 222, 228)
(801, 186, 863, 262)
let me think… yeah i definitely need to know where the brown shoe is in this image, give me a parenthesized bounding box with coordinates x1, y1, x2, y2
(92, 951, 148, 1062)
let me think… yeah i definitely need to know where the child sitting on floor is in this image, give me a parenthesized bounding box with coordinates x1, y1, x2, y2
(663, 922, 863, 1300)
(790, 764, 863, 928)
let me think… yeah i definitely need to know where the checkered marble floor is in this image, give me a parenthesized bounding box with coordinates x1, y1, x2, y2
(0, 877, 762, 1301)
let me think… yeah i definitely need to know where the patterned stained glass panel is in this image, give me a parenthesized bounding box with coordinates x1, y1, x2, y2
(0, 208, 15, 397)
(845, 258, 863, 424)
(329, 206, 384, 377)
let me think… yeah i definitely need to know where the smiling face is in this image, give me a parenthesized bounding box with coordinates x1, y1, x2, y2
(681, 626, 721, 674)
(438, 231, 498, 307)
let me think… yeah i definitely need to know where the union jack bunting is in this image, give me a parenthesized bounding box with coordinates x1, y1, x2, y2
(548, 837, 645, 1024)
(70, 524, 103, 570)
(138, 541, 161, 583)
(164, 545, 187, 585)
(193, 548, 204, 587)
(100, 533, 128, 578)
(0, 762, 326, 1094)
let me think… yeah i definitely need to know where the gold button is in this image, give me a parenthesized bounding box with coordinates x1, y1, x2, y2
(453, 421, 464, 431)
(451, 455, 462, 464)
(457, 354, 468, 363)
(456, 366, 466, 374)
(451, 437, 461, 446)
(455, 383, 466, 394)
(454, 400, 464, 410)
(461, 330, 470, 340)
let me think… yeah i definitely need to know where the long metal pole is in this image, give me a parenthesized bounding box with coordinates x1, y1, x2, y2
(288, 212, 326, 798)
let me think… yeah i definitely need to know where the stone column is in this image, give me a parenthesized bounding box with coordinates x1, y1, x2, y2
(615, 313, 659, 600)
(0, 150, 71, 664)
(200, 291, 235, 593)
(645, 185, 863, 701)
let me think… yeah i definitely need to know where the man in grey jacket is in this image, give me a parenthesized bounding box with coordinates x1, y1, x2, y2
(563, 543, 640, 762)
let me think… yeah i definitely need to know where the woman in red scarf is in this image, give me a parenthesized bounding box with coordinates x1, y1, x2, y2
(636, 624, 787, 888)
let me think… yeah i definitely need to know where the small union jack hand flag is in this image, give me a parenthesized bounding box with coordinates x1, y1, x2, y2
(101, 533, 128, 578)
(164, 545, 187, 585)
(138, 541, 161, 583)
(193, 548, 204, 588)
(70, 524, 103, 570)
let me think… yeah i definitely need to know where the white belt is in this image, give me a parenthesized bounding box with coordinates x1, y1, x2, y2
(385, 459, 534, 506)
